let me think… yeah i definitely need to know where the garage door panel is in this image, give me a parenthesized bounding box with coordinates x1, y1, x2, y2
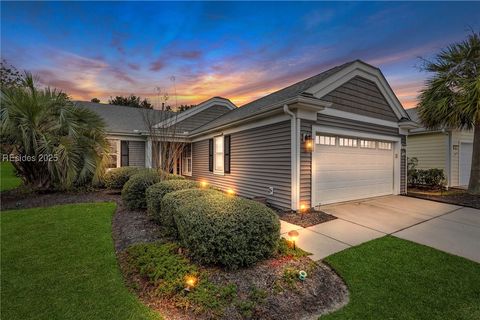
(314, 136, 394, 205)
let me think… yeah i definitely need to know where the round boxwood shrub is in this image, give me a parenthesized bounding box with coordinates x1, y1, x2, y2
(163, 189, 280, 269)
(146, 179, 201, 235)
(122, 171, 162, 209)
(104, 167, 143, 189)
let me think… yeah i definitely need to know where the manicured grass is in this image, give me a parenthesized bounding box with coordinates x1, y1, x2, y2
(0, 161, 22, 191)
(323, 236, 480, 320)
(1, 202, 161, 320)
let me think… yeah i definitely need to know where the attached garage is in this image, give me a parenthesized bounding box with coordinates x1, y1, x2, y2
(311, 128, 401, 206)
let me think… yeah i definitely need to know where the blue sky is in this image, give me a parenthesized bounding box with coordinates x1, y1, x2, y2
(1, 1, 479, 108)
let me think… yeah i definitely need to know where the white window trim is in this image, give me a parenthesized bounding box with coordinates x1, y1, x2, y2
(182, 143, 193, 176)
(213, 135, 224, 175)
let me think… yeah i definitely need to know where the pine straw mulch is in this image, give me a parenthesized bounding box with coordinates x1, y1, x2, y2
(277, 209, 337, 228)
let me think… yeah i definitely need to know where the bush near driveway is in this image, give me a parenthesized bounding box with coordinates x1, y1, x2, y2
(163, 188, 280, 269)
(122, 170, 184, 210)
(146, 179, 200, 236)
(104, 167, 143, 189)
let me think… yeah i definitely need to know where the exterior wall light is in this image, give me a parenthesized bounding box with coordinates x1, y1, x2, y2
(303, 134, 313, 152)
(287, 230, 299, 249)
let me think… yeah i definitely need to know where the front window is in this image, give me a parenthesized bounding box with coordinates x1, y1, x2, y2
(182, 143, 192, 176)
(107, 139, 118, 169)
(214, 136, 224, 173)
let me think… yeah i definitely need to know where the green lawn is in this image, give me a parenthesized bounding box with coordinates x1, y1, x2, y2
(1, 202, 161, 320)
(0, 161, 22, 191)
(323, 236, 480, 320)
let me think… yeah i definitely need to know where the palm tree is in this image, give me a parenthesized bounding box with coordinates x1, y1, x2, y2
(0, 73, 109, 190)
(418, 31, 480, 194)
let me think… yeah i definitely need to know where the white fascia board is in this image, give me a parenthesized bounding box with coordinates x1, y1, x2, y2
(305, 61, 409, 120)
(153, 97, 237, 129)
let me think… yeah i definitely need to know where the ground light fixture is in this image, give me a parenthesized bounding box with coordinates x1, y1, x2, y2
(184, 275, 198, 291)
(287, 230, 299, 250)
(200, 180, 208, 188)
(226, 188, 235, 196)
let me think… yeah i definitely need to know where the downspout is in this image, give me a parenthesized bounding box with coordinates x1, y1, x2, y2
(284, 105, 299, 211)
(446, 130, 451, 189)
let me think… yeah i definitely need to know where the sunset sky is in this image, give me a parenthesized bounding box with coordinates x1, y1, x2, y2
(2, 1, 479, 109)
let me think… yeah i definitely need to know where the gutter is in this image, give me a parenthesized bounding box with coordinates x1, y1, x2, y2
(283, 104, 300, 211)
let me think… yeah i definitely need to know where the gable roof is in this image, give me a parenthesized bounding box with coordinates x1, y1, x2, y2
(75, 101, 173, 134)
(190, 61, 356, 135)
(191, 59, 409, 135)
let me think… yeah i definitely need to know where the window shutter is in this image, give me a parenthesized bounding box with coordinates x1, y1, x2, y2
(208, 139, 213, 172)
(120, 141, 129, 167)
(224, 135, 231, 173)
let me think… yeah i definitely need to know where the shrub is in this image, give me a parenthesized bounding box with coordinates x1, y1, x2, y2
(122, 171, 161, 209)
(146, 179, 200, 235)
(163, 189, 280, 269)
(407, 157, 446, 188)
(104, 167, 143, 189)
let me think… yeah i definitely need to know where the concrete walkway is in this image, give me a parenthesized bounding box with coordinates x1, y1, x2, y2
(281, 196, 480, 263)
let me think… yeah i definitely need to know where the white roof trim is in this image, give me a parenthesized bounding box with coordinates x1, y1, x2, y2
(305, 60, 409, 120)
(153, 97, 236, 129)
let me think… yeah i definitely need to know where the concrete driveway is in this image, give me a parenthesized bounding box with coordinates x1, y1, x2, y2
(281, 196, 480, 263)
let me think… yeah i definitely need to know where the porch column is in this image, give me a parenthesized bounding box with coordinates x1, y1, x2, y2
(145, 138, 152, 168)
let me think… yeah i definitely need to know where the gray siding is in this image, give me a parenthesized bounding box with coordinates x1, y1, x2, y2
(401, 135, 406, 194)
(300, 116, 404, 206)
(191, 121, 291, 209)
(321, 76, 398, 121)
(128, 141, 145, 167)
(175, 105, 232, 132)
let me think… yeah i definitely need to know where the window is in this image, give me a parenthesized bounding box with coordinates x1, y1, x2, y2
(106, 140, 118, 169)
(378, 141, 392, 150)
(316, 135, 336, 146)
(214, 136, 224, 174)
(360, 139, 376, 149)
(182, 143, 192, 176)
(339, 137, 357, 147)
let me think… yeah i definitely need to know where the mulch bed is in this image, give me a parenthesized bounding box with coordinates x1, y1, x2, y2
(408, 187, 480, 209)
(277, 209, 337, 228)
(120, 253, 348, 320)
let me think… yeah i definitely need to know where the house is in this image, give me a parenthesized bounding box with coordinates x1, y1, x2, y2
(79, 60, 416, 211)
(406, 108, 474, 188)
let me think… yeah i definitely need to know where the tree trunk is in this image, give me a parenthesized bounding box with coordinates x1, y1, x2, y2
(468, 121, 480, 194)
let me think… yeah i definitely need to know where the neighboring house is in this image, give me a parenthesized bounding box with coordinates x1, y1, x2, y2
(406, 108, 474, 187)
(79, 60, 416, 211)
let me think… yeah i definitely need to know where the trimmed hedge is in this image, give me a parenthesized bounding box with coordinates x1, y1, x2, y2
(146, 179, 201, 235)
(121, 169, 185, 210)
(104, 167, 143, 189)
(163, 189, 280, 269)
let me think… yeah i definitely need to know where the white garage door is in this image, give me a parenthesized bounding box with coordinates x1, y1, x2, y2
(459, 142, 473, 186)
(313, 135, 394, 205)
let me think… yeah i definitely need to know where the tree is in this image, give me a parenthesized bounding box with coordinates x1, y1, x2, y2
(108, 95, 153, 109)
(1, 73, 109, 190)
(178, 104, 196, 112)
(417, 31, 480, 194)
(91, 98, 100, 103)
(0, 60, 23, 88)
